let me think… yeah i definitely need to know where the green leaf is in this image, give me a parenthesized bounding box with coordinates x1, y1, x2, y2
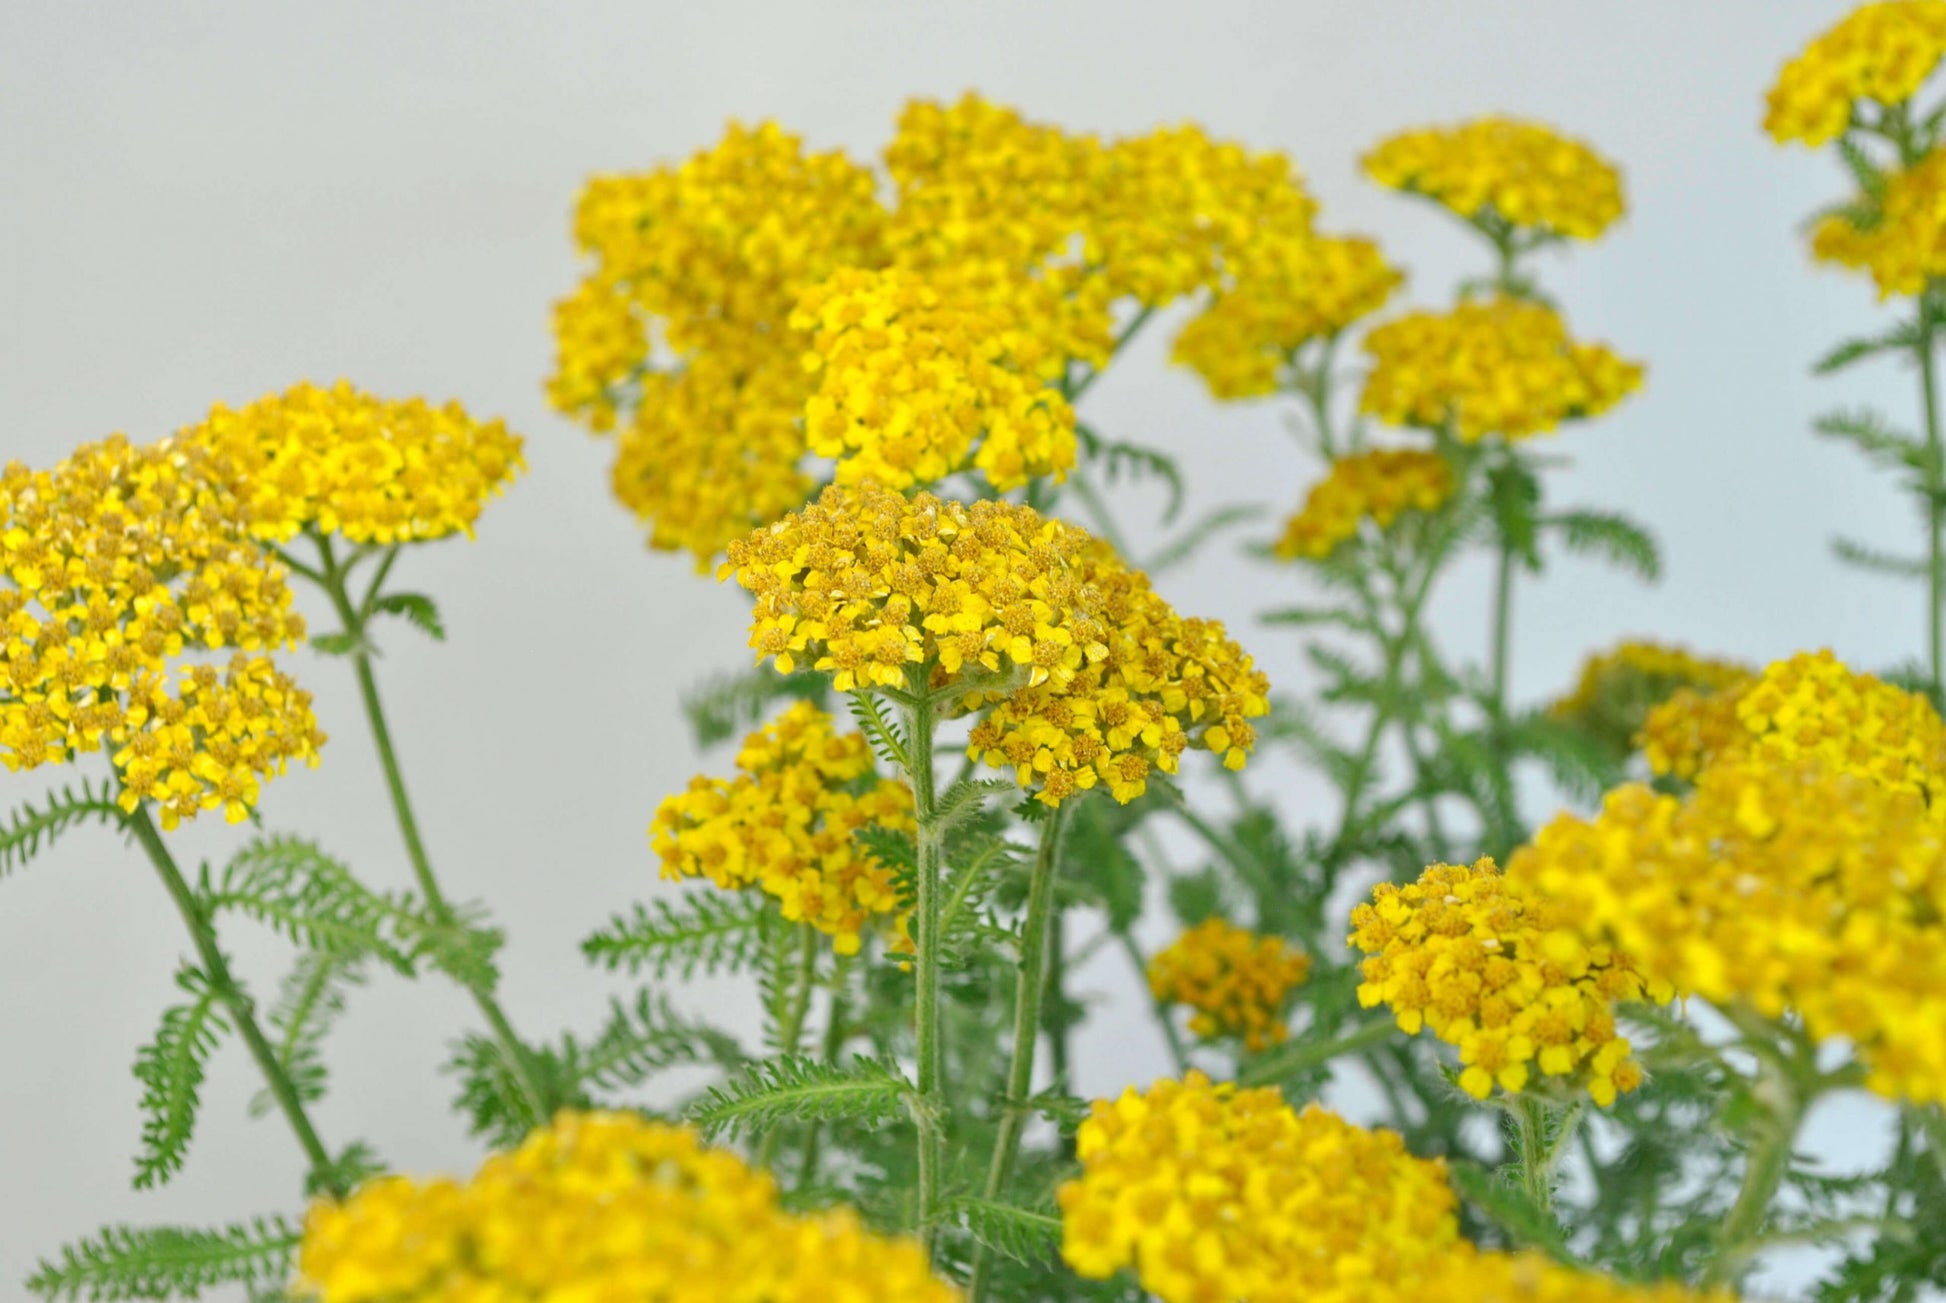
(1488, 457, 1545, 570)
(1504, 711, 1624, 804)
(131, 968, 229, 1191)
(308, 1141, 385, 1200)
(1813, 407, 1929, 474)
(950, 1195, 1063, 1266)
(1548, 509, 1662, 582)
(1144, 504, 1266, 573)
(680, 667, 830, 750)
(1260, 605, 1374, 633)
(0, 779, 123, 878)
(199, 836, 414, 973)
(688, 1054, 914, 1141)
(1833, 536, 1930, 578)
(371, 591, 445, 641)
(307, 631, 367, 657)
(447, 1032, 549, 1148)
(580, 893, 771, 979)
(938, 830, 1023, 968)
(249, 950, 366, 1118)
(1814, 321, 1921, 374)
(847, 691, 912, 772)
(570, 990, 745, 1092)
(855, 823, 920, 910)
(933, 778, 1015, 834)
(1836, 135, 1888, 201)
(27, 1217, 301, 1301)
(395, 896, 504, 992)
(1076, 425, 1187, 523)
(1166, 868, 1229, 927)
(1065, 798, 1145, 933)
(1447, 1158, 1574, 1260)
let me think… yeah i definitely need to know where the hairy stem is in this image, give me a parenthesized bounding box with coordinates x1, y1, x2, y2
(757, 924, 819, 1170)
(1513, 1095, 1557, 1220)
(967, 804, 1072, 1302)
(1238, 1017, 1397, 1088)
(900, 675, 946, 1257)
(797, 954, 853, 1186)
(127, 804, 346, 1197)
(1918, 299, 1945, 702)
(1116, 927, 1191, 1075)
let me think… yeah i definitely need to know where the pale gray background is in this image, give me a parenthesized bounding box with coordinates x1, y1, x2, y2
(0, 2, 1915, 1297)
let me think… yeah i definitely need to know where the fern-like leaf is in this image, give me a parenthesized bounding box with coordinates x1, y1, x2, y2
(131, 968, 229, 1190)
(371, 591, 445, 641)
(394, 895, 504, 992)
(249, 950, 366, 1117)
(932, 779, 1014, 834)
(847, 690, 912, 772)
(571, 990, 746, 1092)
(1814, 407, 1928, 473)
(1, 779, 123, 877)
(199, 836, 413, 973)
(1548, 509, 1661, 582)
(1833, 536, 1929, 578)
(688, 1054, 913, 1140)
(950, 1195, 1064, 1265)
(1076, 424, 1186, 523)
(27, 1217, 301, 1301)
(680, 666, 830, 750)
(580, 893, 771, 979)
(1144, 503, 1266, 574)
(447, 1032, 549, 1148)
(1814, 321, 1922, 374)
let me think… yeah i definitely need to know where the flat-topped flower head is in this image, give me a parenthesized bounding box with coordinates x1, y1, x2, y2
(1509, 759, 1946, 1105)
(1361, 296, 1644, 442)
(1766, 1, 1946, 147)
(294, 1111, 955, 1302)
(1349, 858, 1664, 1105)
(1639, 649, 1946, 805)
(1814, 145, 1946, 296)
(653, 700, 913, 954)
(1057, 1072, 1458, 1303)
(1147, 917, 1310, 1051)
(1173, 233, 1402, 399)
(1, 436, 323, 830)
(1363, 117, 1626, 241)
(1273, 448, 1455, 561)
(1551, 640, 1753, 759)
(179, 381, 525, 546)
(791, 266, 1077, 492)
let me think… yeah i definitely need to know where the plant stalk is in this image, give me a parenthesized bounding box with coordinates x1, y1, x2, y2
(758, 924, 819, 1170)
(900, 676, 947, 1257)
(1917, 299, 1945, 702)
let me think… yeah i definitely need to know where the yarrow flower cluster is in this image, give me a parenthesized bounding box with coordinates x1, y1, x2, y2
(1146, 918, 1310, 1050)
(1425, 1250, 1735, 1303)
(1, 437, 323, 830)
(1813, 146, 1946, 297)
(1173, 234, 1402, 400)
(1349, 859, 1664, 1104)
(653, 700, 913, 954)
(1550, 639, 1752, 758)
(722, 483, 1269, 807)
(790, 267, 1076, 491)
(1508, 757, 1946, 1104)
(1360, 296, 1644, 442)
(1363, 117, 1626, 240)
(1765, 1, 1946, 147)
(1057, 1072, 1459, 1303)
(1272, 448, 1455, 560)
(294, 1111, 955, 1302)
(178, 381, 525, 546)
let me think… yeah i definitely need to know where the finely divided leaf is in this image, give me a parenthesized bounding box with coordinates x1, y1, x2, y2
(131, 968, 229, 1191)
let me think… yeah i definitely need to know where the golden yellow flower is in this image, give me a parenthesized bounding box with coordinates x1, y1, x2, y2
(294, 1110, 955, 1302)
(1, 436, 322, 830)
(1813, 145, 1946, 296)
(653, 701, 913, 955)
(1363, 117, 1625, 240)
(1173, 233, 1402, 399)
(1147, 917, 1310, 1050)
(178, 381, 524, 547)
(1057, 1072, 1458, 1303)
(1349, 859, 1664, 1105)
(791, 266, 1077, 492)
(1425, 1248, 1735, 1303)
(1509, 758, 1946, 1105)
(1550, 640, 1753, 757)
(1766, 1, 1946, 147)
(1272, 448, 1455, 561)
(1361, 296, 1644, 442)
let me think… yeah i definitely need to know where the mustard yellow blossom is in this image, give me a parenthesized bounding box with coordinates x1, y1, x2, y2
(1057, 1072, 1458, 1303)
(1349, 859, 1664, 1105)
(295, 1110, 954, 1302)
(1173, 234, 1402, 399)
(178, 381, 524, 547)
(791, 266, 1077, 492)
(653, 701, 912, 954)
(1361, 296, 1644, 442)
(1, 436, 323, 830)
(723, 483, 1268, 807)
(1425, 1248, 1735, 1303)
(1551, 640, 1753, 758)
(1509, 758, 1946, 1105)
(1766, 1, 1946, 147)
(1814, 145, 1946, 296)
(1273, 448, 1455, 561)
(1364, 118, 1625, 241)
(1147, 918, 1309, 1051)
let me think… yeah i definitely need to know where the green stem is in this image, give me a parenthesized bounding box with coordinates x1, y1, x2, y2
(1706, 1017, 1809, 1286)
(758, 925, 819, 1170)
(899, 675, 946, 1258)
(126, 804, 346, 1197)
(1238, 1017, 1396, 1087)
(1513, 1095, 1557, 1220)
(1116, 927, 1190, 1075)
(1917, 299, 1944, 703)
(1489, 529, 1516, 725)
(311, 535, 551, 1125)
(797, 955, 853, 1186)
(967, 804, 1072, 1302)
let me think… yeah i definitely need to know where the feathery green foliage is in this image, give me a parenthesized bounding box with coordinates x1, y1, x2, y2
(580, 892, 772, 979)
(27, 1217, 301, 1301)
(689, 1054, 915, 1140)
(0, 779, 123, 877)
(130, 968, 229, 1191)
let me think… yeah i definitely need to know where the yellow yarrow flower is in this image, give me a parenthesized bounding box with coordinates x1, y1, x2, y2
(1550, 640, 1753, 758)
(1361, 296, 1644, 442)
(1363, 117, 1626, 241)
(1814, 145, 1946, 296)
(177, 381, 523, 547)
(1272, 448, 1455, 561)
(653, 700, 913, 955)
(294, 1111, 956, 1302)
(1146, 917, 1310, 1051)
(1424, 1248, 1736, 1303)
(1, 437, 323, 830)
(1057, 1072, 1459, 1303)
(1509, 758, 1946, 1105)
(1766, 1, 1946, 147)
(1349, 859, 1665, 1106)
(791, 266, 1077, 493)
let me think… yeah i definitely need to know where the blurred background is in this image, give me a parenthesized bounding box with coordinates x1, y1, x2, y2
(0, 1, 1898, 1294)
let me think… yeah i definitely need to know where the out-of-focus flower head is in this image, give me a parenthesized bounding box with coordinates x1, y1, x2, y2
(1814, 145, 1946, 297)
(1550, 640, 1754, 759)
(1273, 448, 1455, 561)
(1766, 1, 1946, 147)
(1147, 918, 1310, 1050)
(1364, 117, 1626, 241)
